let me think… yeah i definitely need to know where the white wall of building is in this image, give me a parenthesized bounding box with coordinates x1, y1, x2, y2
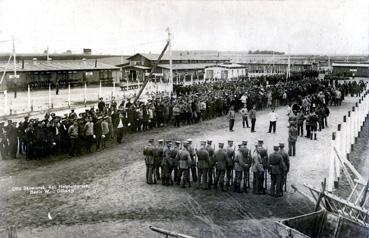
(204, 66, 247, 80)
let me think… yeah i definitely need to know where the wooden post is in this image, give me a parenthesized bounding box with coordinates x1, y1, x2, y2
(335, 124, 341, 187)
(68, 83, 71, 109)
(99, 80, 102, 99)
(3, 90, 8, 115)
(84, 82, 87, 107)
(343, 116, 348, 160)
(27, 84, 31, 111)
(351, 107, 355, 151)
(113, 81, 116, 97)
(346, 111, 352, 156)
(48, 83, 51, 109)
(328, 132, 336, 192)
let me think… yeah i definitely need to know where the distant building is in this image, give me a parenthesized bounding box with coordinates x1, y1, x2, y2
(83, 48, 92, 55)
(0, 58, 120, 91)
(122, 53, 230, 83)
(332, 62, 369, 78)
(241, 62, 313, 75)
(204, 63, 247, 81)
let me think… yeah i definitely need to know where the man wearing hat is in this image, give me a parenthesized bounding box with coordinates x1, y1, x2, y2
(0, 122, 6, 159)
(288, 122, 298, 156)
(257, 139, 268, 193)
(225, 140, 235, 189)
(153, 139, 164, 183)
(214, 142, 227, 191)
(279, 143, 290, 192)
(171, 141, 181, 183)
(206, 140, 215, 187)
(98, 97, 106, 113)
(101, 117, 110, 149)
(162, 141, 173, 186)
(268, 145, 286, 197)
(233, 144, 245, 193)
(240, 141, 252, 192)
(249, 105, 257, 133)
(143, 139, 155, 184)
(176, 141, 192, 188)
(187, 139, 198, 183)
(227, 106, 236, 132)
(196, 141, 210, 189)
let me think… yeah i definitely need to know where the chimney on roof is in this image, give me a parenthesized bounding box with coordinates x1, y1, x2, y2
(82, 58, 87, 65)
(22, 59, 24, 69)
(32, 58, 37, 65)
(95, 59, 97, 68)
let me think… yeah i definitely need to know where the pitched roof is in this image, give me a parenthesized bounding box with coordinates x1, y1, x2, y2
(332, 62, 369, 68)
(86, 56, 129, 66)
(127, 53, 230, 62)
(0, 59, 120, 72)
(205, 63, 246, 69)
(157, 63, 214, 70)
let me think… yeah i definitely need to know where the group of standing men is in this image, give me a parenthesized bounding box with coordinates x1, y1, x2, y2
(144, 138, 289, 197)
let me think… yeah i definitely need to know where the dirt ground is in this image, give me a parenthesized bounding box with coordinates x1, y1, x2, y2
(0, 94, 365, 238)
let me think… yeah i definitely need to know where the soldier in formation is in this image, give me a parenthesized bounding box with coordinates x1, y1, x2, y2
(143, 139, 291, 198)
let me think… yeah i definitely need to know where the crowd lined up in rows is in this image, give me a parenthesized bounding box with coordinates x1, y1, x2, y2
(144, 138, 291, 197)
(0, 74, 366, 161)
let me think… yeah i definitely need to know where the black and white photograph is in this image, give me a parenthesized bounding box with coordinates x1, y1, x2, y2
(0, 0, 369, 237)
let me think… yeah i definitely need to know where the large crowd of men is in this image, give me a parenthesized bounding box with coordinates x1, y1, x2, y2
(144, 138, 291, 197)
(142, 78, 367, 197)
(0, 73, 366, 162)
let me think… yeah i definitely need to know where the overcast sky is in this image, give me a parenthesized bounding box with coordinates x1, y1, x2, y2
(0, 0, 368, 55)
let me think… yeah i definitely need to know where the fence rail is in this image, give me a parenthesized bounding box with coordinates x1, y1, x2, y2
(328, 87, 369, 192)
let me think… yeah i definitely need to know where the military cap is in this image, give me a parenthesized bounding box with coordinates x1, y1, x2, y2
(158, 139, 164, 143)
(242, 140, 248, 145)
(166, 140, 172, 144)
(273, 145, 279, 150)
(218, 142, 224, 146)
(175, 141, 181, 145)
(186, 138, 193, 142)
(149, 139, 154, 142)
(207, 140, 212, 144)
(258, 139, 264, 143)
(238, 144, 242, 147)
(183, 141, 189, 145)
(279, 143, 285, 147)
(228, 140, 233, 143)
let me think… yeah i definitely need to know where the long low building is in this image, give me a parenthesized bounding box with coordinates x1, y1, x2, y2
(332, 62, 369, 77)
(204, 63, 247, 80)
(0, 58, 120, 91)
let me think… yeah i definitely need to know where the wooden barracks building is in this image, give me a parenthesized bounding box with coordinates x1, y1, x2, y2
(122, 52, 231, 84)
(0, 57, 120, 91)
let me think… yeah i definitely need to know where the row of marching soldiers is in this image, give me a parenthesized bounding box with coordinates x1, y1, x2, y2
(144, 138, 290, 197)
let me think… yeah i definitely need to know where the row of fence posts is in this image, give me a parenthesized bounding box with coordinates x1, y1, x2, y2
(1, 81, 121, 116)
(328, 88, 369, 192)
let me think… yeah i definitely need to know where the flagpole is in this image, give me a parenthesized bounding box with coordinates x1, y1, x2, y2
(4, 90, 8, 115)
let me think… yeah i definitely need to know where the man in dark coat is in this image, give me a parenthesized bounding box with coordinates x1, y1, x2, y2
(196, 141, 210, 189)
(268, 146, 286, 197)
(214, 142, 227, 191)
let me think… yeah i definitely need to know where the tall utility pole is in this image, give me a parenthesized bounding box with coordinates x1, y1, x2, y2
(167, 27, 173, 93)
(12, 35, 16, 78)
